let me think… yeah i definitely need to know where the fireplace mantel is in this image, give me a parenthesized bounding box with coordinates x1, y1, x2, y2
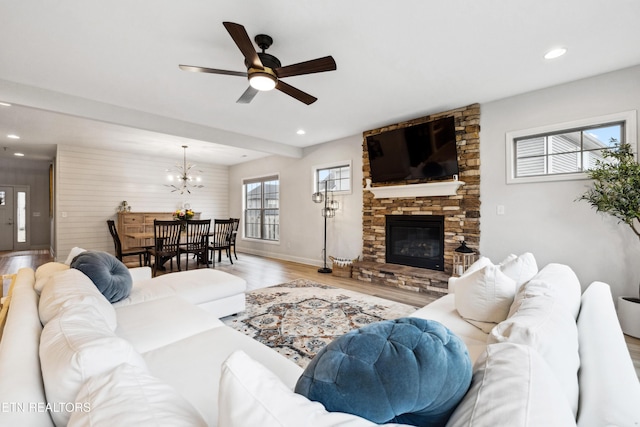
(364, 178, 465, 199)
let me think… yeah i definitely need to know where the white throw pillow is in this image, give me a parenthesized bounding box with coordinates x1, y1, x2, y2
(38, 269, 116, 330)
(39, 304, 148, 427)
(64, 246, 87, 265)
(445, 343, 576, 427)
(218, 350, 407, 427)
(454, 264, 517, 332)
(488, 291, 580, 417)
(34, 262, 70, 294)
(69, 363, 206, 427)
(499, 252, 538, 288)
(448, 256, 493, 294)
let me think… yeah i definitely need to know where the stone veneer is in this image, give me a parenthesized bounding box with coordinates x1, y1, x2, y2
(354, 104, 481, 298)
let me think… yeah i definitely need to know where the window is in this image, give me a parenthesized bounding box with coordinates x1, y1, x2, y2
(314, 162, 351, 194)
(243, 175, 279, 241)
(506, 111, 637, 184)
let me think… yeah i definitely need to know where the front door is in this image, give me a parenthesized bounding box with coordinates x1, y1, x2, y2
(0, 186, 14, 251)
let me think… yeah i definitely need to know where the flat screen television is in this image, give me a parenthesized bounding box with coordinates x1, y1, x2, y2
(365, 116, 459, 183)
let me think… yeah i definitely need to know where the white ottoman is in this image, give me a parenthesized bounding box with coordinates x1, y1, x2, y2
(618, 296, 640, 339)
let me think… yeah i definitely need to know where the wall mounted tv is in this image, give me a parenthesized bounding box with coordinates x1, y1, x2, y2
(365, 116, 459, 184)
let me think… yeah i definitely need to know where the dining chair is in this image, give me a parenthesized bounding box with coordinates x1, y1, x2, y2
(209, 219, 235, 266)
(148, 219, 183, 276)
(106, 220, 148, 267)
(181, 219, 211, 270)
(229, 218, 240, 261)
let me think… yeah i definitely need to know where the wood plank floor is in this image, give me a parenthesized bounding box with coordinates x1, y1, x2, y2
(2, 249, 639, 380)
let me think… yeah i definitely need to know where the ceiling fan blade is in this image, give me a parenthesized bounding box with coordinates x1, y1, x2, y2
(179, 65, 248, 77)
(275, 80, 317, 105)
(237, 86, 259, 104)
(274, 56, 336, 78)
(223, 22, 263, 70)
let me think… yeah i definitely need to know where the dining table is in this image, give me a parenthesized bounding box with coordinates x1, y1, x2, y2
(124, 230, 211, 270)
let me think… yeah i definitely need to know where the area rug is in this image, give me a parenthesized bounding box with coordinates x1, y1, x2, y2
(222, 279, 419, 368)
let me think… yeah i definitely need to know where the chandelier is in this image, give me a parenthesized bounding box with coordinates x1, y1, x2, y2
(165, 145, 204, 194)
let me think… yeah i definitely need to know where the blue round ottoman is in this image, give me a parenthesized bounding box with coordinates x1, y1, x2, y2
(71, 251, 132, 303)
(295, 317, 471, 426)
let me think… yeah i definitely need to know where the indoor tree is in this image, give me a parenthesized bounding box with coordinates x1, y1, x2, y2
(578, 141, 640, 301)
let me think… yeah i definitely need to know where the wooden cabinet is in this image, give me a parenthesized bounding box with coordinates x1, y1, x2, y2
(117, 212, 200, 250)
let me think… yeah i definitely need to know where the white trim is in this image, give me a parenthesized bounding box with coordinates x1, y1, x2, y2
(312, 160, 352, 194)
(505, 110, 637, 184)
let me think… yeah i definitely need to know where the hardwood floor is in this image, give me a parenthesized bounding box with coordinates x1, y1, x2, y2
(1, 249, 639, 379)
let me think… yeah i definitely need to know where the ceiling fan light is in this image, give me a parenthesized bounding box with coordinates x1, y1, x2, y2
(249, 73, 277, 91)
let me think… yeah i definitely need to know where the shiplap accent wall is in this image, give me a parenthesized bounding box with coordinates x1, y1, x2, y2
(55, 144, 229, 262)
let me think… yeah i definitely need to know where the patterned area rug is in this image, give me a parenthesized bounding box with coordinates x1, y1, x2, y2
(222, 279, 418, 368)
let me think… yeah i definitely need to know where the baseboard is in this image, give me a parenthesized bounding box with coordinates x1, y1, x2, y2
(237, 247, 324, 268)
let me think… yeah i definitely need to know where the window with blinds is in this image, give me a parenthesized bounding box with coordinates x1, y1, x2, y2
(506, 111, 635, 184)
(243, 175, 279, 241)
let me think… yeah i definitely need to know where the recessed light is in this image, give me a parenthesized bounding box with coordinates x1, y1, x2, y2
(0, 102, 11, 107)
(296, 129, 306, 135)
(7, 134, 20, 139)
(544, 47, 567, 60)
(14, 152, 25, 157)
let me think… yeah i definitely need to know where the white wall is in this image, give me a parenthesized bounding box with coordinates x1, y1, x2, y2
(481, 65, 640, 300)
(229, 135, 363, 266)
(55, 144, 229, 261)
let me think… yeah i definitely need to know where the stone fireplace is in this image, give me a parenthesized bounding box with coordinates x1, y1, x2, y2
(354, 104, 481, 298)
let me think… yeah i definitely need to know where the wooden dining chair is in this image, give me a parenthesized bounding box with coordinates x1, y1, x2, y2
(148, 220, 182, 276)
(181, 219, 211, 270)
(229, 218, 240, 261)
(106, 220, 148, 266)
(209, 219, 235, 266)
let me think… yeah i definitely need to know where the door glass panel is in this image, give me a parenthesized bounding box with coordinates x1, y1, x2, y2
(17, 191, 26, 243)
(0, 191, 5, 205)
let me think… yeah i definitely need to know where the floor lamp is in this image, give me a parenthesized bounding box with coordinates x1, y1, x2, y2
(312, 182, 338, 273)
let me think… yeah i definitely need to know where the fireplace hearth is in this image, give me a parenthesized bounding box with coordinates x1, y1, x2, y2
(386, 215, 444, 271)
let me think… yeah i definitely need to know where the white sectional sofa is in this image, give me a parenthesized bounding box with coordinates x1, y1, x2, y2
(0, 256, 639, 426)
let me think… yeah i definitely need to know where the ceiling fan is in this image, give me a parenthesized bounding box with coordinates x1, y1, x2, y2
(179, 22, 337, 105)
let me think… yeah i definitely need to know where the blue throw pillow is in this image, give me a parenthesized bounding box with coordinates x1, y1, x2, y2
(295, 317, 472, 427)
(70, 251, 132, 303)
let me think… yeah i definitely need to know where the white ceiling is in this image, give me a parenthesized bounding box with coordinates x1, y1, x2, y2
(1, 1, 639, 165)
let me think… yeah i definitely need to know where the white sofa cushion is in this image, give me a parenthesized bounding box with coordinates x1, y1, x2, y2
(0, 268, 55, 427)
(576, 281, 640, 427)
(34, 262, 70, 294)
(488, 289, 580, 416)
(445, 342, 576, 427)
(39, 268, 117, 330)
(218, 350, 407, 427)
(455, 264, 517, 332)
(39, 304, 147, 427)
(142, 326, 304, 426)
(69, 363, 206, 427)
(114, 296, 224, 353)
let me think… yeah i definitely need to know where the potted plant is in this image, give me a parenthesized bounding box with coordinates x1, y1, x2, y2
(578, 141, 640, 303)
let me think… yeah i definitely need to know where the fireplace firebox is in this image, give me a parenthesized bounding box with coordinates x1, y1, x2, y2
(385, 215, 444, 270)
